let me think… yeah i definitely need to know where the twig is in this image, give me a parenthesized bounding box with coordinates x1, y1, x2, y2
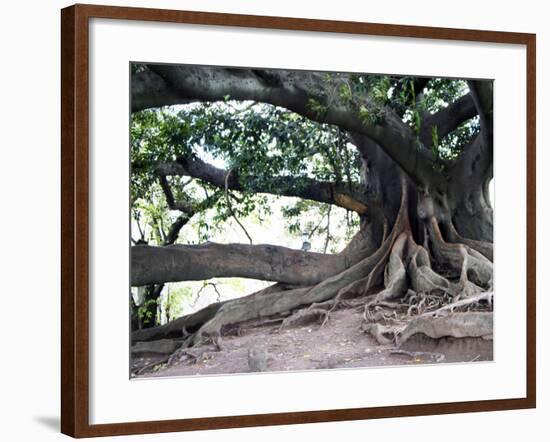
(324, 205, 332, 253)
(225, 168, 253, 244)
(180, 177, 193, 189)
(308, 211, 328, 238)
(133, 211, 146, 242)
(194, 282, 223, 305)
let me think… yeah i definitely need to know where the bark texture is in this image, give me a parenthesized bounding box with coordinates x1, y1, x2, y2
(130, 65, 494, 352)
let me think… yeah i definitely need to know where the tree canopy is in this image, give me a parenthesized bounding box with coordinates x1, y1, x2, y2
(131, 71, 484, 252)
(130, 64, 493, 364)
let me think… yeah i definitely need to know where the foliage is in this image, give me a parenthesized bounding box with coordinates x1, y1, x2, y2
(438, 116, 480, 161)
(131, 71, 481, 249)
(131, 100, 361, 246)
(130, 67, 487, 320)
(313, 73, 478, 164)
(137, 298, 158, 327)
(162, 286, 193, 323)
(282, 200, 359, 252)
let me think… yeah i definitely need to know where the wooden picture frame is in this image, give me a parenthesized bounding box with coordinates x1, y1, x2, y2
(61, 3, 536, 437)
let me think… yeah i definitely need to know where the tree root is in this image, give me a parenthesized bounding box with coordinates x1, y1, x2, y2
(132, 339, 182, 355)
(423, 292, 493, 317)
(398, 312, 493, 345)
(131, 283, 294, 343)
(134, 357, 169, 376)
(279, 307, 330, 330)
(427, 216, 492, 290)
(446, 220, 493, 261)
(360, 214, 493, 348)
(369, 232, 408, 304)
(192, 199, 411, 345)
(167, 345, 220, 367)
(132, 182, 494, 362)
(404, 291, 452, 316)
(132, 298, 227, 343)
(362, 322, 403, 345)
(407, 240, 453, 298)
(390, 350, 446, 363)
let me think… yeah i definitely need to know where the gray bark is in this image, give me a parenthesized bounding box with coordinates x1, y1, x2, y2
(419, 93, 477, 150)
(130, 66, 493, 292)
(133, 65, 436, 186)
(132, 242, 350, 287)
(155, 156, 369, 213)
(129, 67, 494, 350)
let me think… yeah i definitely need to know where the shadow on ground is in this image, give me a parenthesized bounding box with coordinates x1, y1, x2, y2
(34, 416, 59, 432)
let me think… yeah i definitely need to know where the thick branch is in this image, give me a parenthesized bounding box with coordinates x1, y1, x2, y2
(134, 65, 434, 185)
(131, 242, 349, 287)
(155, 156, 369, 213)
(467, 80, 493, 141)
(419, 93, 477, 149)
(154, 175, 222, 246)
(448, 132, 492, 202)
(132, 68, 195, 111)
(163, 213, 190, 246)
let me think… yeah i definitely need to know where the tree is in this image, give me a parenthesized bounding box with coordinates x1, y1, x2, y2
(130, 64, 493, 348)
(130, 162, 220, 329)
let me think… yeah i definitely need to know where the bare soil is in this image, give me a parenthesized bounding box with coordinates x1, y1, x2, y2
(132, 301, 492, 378)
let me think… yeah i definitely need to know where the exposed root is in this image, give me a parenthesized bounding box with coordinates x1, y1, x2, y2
(363, 304, 402, 324)
(398, 312, 493, 344)
(424, 292, 493, 317)
(360, 213, 493, 349)
(132, 298, 226, 343)
(167, 345, 220, 367)
(135, 358, 169, 376)
(407, 240, 453, 298)
(446, 220, 493, 261)
(134, 180, 493, 362)
(132, 339, 181, 355)
(390, 350, 446, 363)
(190, 180, 495, 353)
(369, 232, 409, 304)
(192, 200, 410, 345)
(403, 291, 453, 316)
(279, 307, 330, 331)
(427, 216, 492, 291)
(361, 322, 401, 346)
(187, 180, 406, 345)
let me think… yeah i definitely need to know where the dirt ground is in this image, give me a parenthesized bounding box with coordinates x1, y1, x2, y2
(132, 299, 493, 378)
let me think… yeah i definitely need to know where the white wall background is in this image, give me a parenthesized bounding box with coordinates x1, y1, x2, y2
(0, 0, 545, 440)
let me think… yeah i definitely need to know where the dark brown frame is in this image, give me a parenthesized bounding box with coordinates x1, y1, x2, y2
(61, 3, 536, 438)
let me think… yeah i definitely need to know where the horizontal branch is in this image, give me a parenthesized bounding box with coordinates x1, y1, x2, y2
(134, 65, 435, 185)
(132, 68, 193, 111)
(131, 242, 349, 286)
(155, 156, 369, 213)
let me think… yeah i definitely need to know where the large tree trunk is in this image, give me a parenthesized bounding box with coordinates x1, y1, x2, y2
(132, 163, 493, 347)
(130, 65, 493, 351)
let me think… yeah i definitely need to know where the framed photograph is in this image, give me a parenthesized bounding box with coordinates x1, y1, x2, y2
(61, 3, 536, 437)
